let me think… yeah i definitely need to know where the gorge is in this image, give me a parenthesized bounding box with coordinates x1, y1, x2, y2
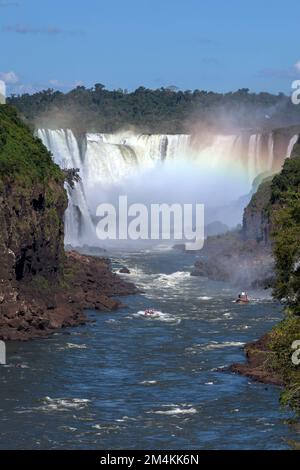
(1, 100, 300, 449)
(3, 0, 300, 450)
(37, 127, 299, 248)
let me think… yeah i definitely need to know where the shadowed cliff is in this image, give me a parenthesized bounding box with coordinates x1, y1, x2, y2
(0, 105, 136, 340)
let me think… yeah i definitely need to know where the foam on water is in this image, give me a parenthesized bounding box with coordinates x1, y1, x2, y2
(139, 380, 158, 385)
(199, 341, 246, 350)
(0, 250, 292, 449)
(133, 310, 181, 324)
(58, 343, 88, 350)
(38, 397, 91, 412)
(147, 405, 197, 416)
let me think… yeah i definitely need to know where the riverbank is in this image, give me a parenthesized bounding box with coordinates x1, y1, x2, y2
(0, 251, 137, 341)
(229, 333, 284, 386)
(0, 105, 137, 341)
(230, 313, 300, 414)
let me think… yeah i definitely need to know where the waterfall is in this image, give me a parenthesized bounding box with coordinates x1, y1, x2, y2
(248, 135, 260, 184)
(37, 128, 299, 247)
(267, 132, 274, 171)
(286, 134, 299, 158)
(37, 129, 95, 246)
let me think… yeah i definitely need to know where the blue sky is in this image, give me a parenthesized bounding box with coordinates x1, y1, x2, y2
(1, 0, 300, 95)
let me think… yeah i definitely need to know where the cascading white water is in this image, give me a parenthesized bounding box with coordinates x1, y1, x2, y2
(247, 134, 265, 183)
(37, 128, 298, 247)
(267, 133, 274, 171)
(286, 134, 299, 158)
(37, 129, 95, 246)
(83, 133, 191, 186)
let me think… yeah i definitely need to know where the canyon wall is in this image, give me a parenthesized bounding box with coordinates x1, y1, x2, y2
(0, 106, 136, 340)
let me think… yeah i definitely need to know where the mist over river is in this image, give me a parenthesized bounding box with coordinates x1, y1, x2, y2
(0, 249, 294, 449)
(37, 128, 298, 248)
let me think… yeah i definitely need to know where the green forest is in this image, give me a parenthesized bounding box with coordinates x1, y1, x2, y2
(262, 144, 300, 414)
(8, 85, 300, 134)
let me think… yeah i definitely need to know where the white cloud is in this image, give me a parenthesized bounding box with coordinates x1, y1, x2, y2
(295, 61, 300, 72)
(49, 79, 64, 87)
(0, 80, 6, 96)
(0, 71, 19, 84)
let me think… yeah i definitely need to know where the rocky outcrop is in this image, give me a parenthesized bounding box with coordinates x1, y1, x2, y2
(0, 251, 136, 341)
(0, 105, 136, 340)
(119, 267, 131, 274)
(242, 178, 272, 244)
(230, 312, 300, 410)
(229, 334, 284, 386)
(191, 175, 274, 287)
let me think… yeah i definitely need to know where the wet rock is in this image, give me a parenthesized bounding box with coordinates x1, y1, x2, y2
(119, 267, 130, 274)
(0, 251, 137, 340)
(229, 334, 284, 386)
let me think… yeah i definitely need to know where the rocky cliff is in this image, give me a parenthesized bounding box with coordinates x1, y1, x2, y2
(0, 105, 67, 282)
(242, 177, 272, 244)
(0, 105, 136, 340)
(191, 175, 275, 288)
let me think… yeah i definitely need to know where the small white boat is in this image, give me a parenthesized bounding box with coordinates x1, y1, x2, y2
(235, 292, 250, 304)
(144, 308, 158, 316)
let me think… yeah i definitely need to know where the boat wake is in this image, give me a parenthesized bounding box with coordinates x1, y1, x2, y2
(195, 341, 245, 351)
(132, 310, 181, 324)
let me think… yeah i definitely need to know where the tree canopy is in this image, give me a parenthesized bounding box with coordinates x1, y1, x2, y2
(8, 85, 300, 134)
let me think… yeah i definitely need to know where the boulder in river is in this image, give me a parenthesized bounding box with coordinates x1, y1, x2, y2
(119, 267, 131, 274)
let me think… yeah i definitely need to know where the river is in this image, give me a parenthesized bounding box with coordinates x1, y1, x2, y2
(0, 249, 293, 449)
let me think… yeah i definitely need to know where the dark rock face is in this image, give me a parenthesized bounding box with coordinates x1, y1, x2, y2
(0, 106, 137, 340)
(119, 267, 130, 274)
(0, 105, 67, 285)
(0, 180, 67, 282)
(242, 178, 272, 244)
(0, 251, 137, 341)
(229, 334, 284, 386)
